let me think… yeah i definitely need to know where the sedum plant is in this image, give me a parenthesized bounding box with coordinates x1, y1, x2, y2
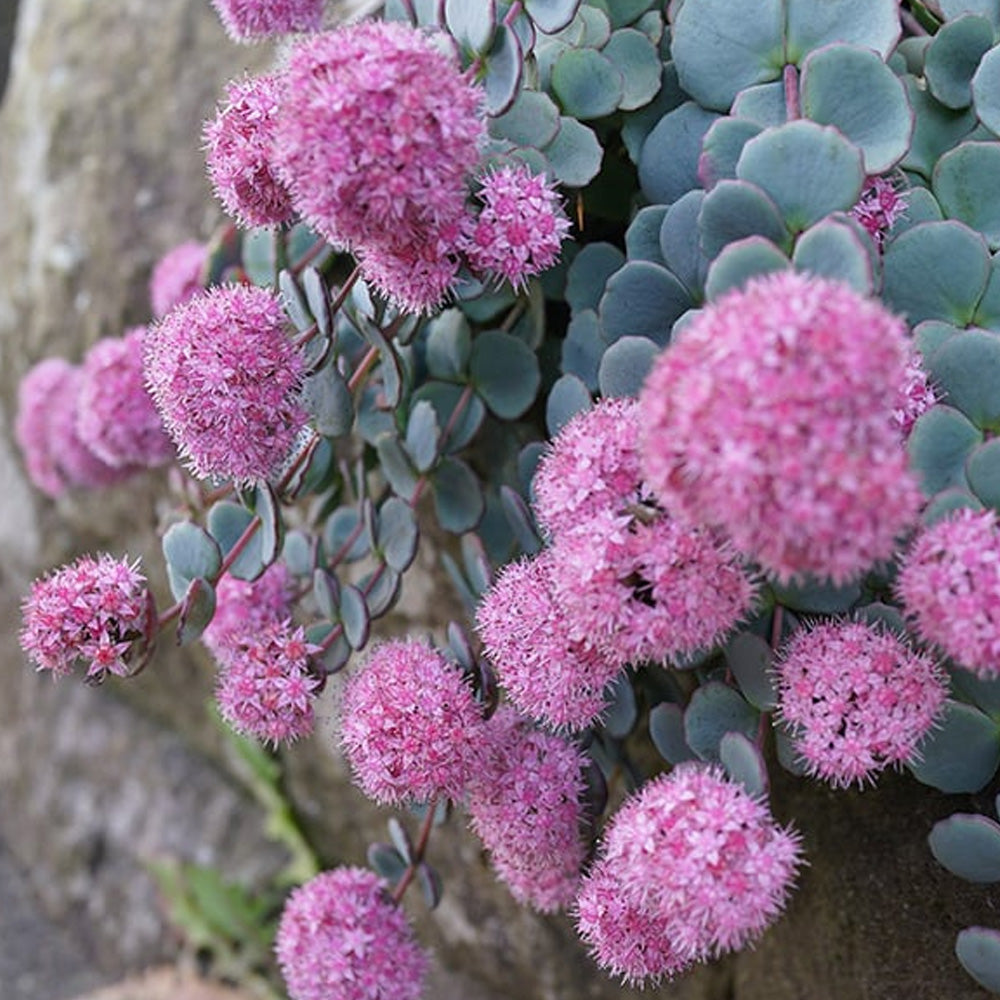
(14, 0, 1000, 995)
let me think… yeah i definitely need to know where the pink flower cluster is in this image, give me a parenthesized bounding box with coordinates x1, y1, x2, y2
(202, 562, 296, 660)
(638, 271, 922, 584)
(216, 619, 320, 745)
(897, 509, 1000, 678)
(461, 166, 571, 291)
(894, 350, 936, 438)
(21, 555, 154, 680)
(851, 175, 908, 249)
(143, 284, 308, 484)
(15, 332, 174, 500)
(273, 21, 483, 313)
(205, 75, 295, 229)
(575, 765, 803, 986)
(775, 621, 947, 787)
(467, 708, 587, 912)
(149, 240, 207, 319)
(275, 867, 428, 1000)
(478, 400, 755, 730)
(339, 639, 485, 806)
(210, 0, 324, 43)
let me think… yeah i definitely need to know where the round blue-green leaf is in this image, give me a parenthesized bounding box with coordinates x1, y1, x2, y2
(376, 433, 420, 500)
(908, 699, 1000, 793)
(541, 116, 603, 187)
(672, 0, 783, 111)
(484, 26, 522, 115)
(605, 0, 655, 28)
(573, 5, 612, 48)
(973, 46, 1000, 136)
(625, 205, 668, 265)
(252, 483, 282, 568)
(724, 632, 777, 711)
(792, 216, 874, 294)
(426, 310, 471, 379)
(620, 62, 687, 164)
(908, 405, 983, 495)
(404, 400, 440, 474)
(896, 36, 932, 76)
(565, 242, 625, 314)
(598, 336, 659, 399)
(922, 486, 984, 524)
(926, 16, 995, 110)
(968, 440, 1000, 508)
(561, 309, 605, 390)
(207, 501, 265, 582)
(658, 192, 707, 298)
(941, 0, 1000, 30)
(470, 330, 540, 419)
(649, 702, 698, 764)
(599, 261, 691, 344)
(500, 484, 542, 555)
(736, 120, 865, 233)
(973, 257, 1000, 330)
(785, 0, 900, 64)
(957, 927, 1000, 993)
(731, 81, 787, 128)
(488, 89, 561, 147)
(604, 675, 638, 738)
(525, 0, 581, 33)
(934, 142, 1000, 249)
(901, 76, 979, 179)
(891, 186, 944, 239)
(363, 567, 402, 619)
(704, 236, 790, 301)
(770, 576, 862, 614)
(601, 29, 661, 111)
(546, 373, 592, 436)
(698, 179, 790, 260)
(551, 47, 622, 119)
(639, 102, 721, 204)
(445, 0, 496, 52)
(411, 382, 486, 452)
(930, 813, 1000, 882)
(324, 507, 368, 563)
(301, 366, 353, 438)
(282, 530, 314, 577)
(242, 228, 278, 287)
(800, 44, 913, 174)
(376, 497, 419, 573)
(339, 584, 370, 650)
(432, 458, 485, 533)
(163, 521, 222, 601)
(774, 725, 809, 776)
(882, 221, 990, 325)
(699, 116, 764, 188)
(930, 328, 1000, 430)
(719, 731, 769, 799)
(684, 682, 760, 761)
(916, 320, 962, 357)
(177, 578, 216, 647)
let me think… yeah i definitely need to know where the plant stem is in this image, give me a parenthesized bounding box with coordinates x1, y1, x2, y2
(409, 383, 475, 505)
(783, 64, 800, 121)
(391, 797, 439, 904)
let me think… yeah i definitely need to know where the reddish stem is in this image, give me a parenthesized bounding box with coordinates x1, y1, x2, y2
(783, 64, 800, 120)
(291, 238, 328, 276)
(410, 383, 475, 506)
(503, 1, 523, 27)
(348, 346, 380, 393)
(391, 797, 439, 905)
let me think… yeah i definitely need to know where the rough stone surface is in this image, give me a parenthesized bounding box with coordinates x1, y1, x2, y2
(0, 2, 996, 999)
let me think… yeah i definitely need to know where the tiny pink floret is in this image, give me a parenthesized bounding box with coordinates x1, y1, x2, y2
(202, 562, 295, 660)
(775, 620, 947, 787)
(211, 0, 324, 43)
(275, 867, 428, 1000)
(339, 638, 485, 806)
(897, 508, 1000, 679)
(21, 554, 154, 680)
(851, 175, 909, 249)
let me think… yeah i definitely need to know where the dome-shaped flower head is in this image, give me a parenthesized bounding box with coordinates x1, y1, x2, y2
(467, 707, 587, 912)
(461, 164, 571, 290)
(276, 867, 428, 1000)
(21, 554, 155, 680)
(273, 21, 484, 252)
(575, 857, 693, 987)
(205, 74, 296, 228)
(548, 508, 757, 669)
(532, 398, 644, 540)
(211, 0, 324, 43)
(143, 284, 308, 484)
(216, 619, 320, 745)
(894, 350, 936, 439)
(897, 508, 1000, 678)
(339, 638, 485, 806)
(76, 328, 175, 470)
(638, 271, 922, 584)
(202, 561, 295, 660)
(149, 240, 207, 319)
(15, 358, 76, 498)
(851, 175, 908, 250)
(775, 621, 947, 788)
(50, 368, 136, 490)
(586, 764, 802, 971)
(476, 551, 624, 730)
